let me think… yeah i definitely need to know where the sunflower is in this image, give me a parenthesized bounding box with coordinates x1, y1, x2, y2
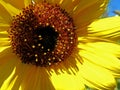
(0, 0, 120, 90)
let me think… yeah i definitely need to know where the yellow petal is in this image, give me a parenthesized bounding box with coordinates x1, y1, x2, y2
(78, 42, 120, 78)
(0, 47, 9, 53)
(50, 71, 85, 90)
(0, 68, 16, 90)
(0, 41, 10, 48)
(59, 0, 80, 13)
(0, 23, 10, 32)
(1, 0, 24, 10)
(0, 48, 18, 89)
(24, 0, 32, 7)
(0, 21, 10, 52)
(20, 66, 40, 90)
(0, 0, 21, 16)
(20, 66, 55, 90)
(0, 3, 12, 24)
(10, 62, 31, 90)
(0, 31, 8, 38)
(7, 76, 18, 90)
(88, 16, 120, 40)
(0, 37, 10, 52)
(0, 47, 16, 65)
(59, 0, 82, 14)
(77, 61, 116, 89)
(0, 48, 25, 90)
(34, 0, 80, 14)
(79, 41, 120, 56)
(72, 0, 108, 28)
(0, 33, 9, 53)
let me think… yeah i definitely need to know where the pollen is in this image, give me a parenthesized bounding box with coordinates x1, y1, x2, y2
(8, 2, 76, 67)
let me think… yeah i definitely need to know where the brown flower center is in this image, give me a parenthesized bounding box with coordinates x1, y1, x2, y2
(8, 2, 76, 67)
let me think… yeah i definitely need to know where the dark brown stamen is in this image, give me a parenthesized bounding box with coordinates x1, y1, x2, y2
(8, 2, 76, 67)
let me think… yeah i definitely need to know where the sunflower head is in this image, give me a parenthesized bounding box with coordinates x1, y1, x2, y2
(8, 2, 77, 67)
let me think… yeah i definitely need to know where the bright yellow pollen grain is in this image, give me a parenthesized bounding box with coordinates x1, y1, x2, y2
(44, 52, 47, 55)
(32, 45, 35, 48)
(35, 58, 38, 62)
(38, 43, 41, 46)
(24, 39, 27, 42)
(35, 54, 38, 57)
(53, 57, 55, 60)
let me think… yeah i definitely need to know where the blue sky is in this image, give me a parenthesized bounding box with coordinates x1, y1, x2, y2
(108, 0, 120, 16)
